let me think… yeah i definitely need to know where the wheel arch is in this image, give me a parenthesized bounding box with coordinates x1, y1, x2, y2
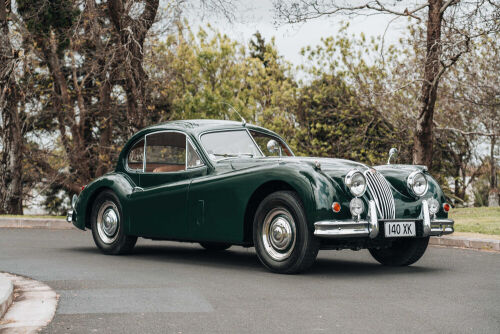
(84, 186, 114, 229)
(243, 180, 302, 245)
(74, 173, 134, 231)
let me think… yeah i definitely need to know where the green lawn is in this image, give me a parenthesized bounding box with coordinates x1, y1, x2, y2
(450, 207, 500, 236)
(0, 214, 65, 219)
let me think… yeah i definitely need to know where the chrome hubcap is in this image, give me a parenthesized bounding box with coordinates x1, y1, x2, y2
(97, 201, 119, 244)
(262, 208, 296, 261)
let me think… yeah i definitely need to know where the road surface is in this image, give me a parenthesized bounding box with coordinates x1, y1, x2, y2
(0, 229, 498, 333)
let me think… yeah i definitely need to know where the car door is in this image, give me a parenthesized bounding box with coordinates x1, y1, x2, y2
(128, 130, 207, 239)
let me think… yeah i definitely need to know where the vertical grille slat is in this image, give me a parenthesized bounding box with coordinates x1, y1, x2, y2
(365, 170, 395, 219)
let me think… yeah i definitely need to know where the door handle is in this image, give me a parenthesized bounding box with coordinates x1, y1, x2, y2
(133, 186, 144, 193)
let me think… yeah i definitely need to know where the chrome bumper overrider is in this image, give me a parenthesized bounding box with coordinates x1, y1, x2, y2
(66, 210, 74, 223)
(314, 199, 454, 239)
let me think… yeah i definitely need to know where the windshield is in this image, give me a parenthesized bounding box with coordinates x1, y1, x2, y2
(201, 130, 263, 161)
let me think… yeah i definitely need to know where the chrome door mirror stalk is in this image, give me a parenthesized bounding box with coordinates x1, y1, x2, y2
(266, 139, 282, 158)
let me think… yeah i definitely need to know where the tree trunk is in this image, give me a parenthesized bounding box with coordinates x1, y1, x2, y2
(107, 0, 159, 132)
(413, 0, 443, 167)
(0, 0, 24, 214)
(488, 135, 499, 207)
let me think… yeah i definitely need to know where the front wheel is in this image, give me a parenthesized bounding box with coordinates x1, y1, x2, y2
(369, 237, 429, 266)
(253, 191, 319, 274)
(91, 190, 137, 255)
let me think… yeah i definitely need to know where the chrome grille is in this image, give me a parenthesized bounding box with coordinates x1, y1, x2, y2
(365, 170, 395, 219)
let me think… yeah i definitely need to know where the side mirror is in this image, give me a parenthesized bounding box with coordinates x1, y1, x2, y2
(387, 148, 398, 165)
(266, 139, 282, 157)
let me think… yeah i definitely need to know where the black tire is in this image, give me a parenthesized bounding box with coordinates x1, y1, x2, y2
(369, 237, 430, 266)
(91, 190, 137, 255)
(253, 191, 319, 274)
(199, 242, 231, 251)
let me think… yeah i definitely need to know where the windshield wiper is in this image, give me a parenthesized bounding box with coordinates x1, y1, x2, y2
(213, 153, 254, 158)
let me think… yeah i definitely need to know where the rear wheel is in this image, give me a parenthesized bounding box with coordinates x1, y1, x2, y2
(253, 191, 319, 274)
(91, 190, 137, 255)
(369, 237, 429, 266)
(199, 242, 231, 251)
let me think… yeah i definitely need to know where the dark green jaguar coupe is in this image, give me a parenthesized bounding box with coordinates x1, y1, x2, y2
(67, 119, 453, 273)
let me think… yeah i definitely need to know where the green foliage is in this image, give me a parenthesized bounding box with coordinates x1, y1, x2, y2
(17, 0, 79, 54)
(292, 74, 395, 164)
(146, 24, 297, 137)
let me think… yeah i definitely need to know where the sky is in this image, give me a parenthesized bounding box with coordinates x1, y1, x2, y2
(186, 0, 412, 66)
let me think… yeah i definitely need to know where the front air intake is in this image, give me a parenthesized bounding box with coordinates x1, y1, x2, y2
(365, 170, 395, 219)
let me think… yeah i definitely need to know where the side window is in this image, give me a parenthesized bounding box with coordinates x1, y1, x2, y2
(145, 132, 186, 173)
(127, 139, 144, 171)
(187, 141, 204, 169)
(249, 130, 293, 157)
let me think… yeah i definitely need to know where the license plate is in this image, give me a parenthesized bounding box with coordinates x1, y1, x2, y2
(385, 222, 416, 238)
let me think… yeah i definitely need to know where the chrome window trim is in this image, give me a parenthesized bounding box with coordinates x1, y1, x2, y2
(138, 130, 206, 175)
(125, 137, 146, 173)
(186, 136, 205, 170)
(198, 128, 265, 162)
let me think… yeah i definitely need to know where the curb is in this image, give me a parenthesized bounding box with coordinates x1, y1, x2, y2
(430, 235, 500, 252)
(0, 274, 14, 320)
(0, 217, 75, 230)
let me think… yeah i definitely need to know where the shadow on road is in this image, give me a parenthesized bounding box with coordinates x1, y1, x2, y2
(67, 243, 444, 277)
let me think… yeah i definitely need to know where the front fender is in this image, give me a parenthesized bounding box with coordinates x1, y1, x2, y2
(73, 172, 135, 231)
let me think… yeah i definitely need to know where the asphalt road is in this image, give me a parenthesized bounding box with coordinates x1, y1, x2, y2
(0, 229, 499, 334)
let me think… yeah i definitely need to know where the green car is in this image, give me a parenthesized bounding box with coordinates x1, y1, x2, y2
(67, 119, 454, 274)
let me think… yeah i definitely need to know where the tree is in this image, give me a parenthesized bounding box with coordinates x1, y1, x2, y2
(146, 24, 297, 133)
(107, 0, 160, 131)
(274, 0, 500, 167)
(0, 0, 23, 213)
(436, 33, 500, 205)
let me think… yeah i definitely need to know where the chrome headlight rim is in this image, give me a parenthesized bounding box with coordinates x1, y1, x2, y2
(345, 170, 367, 197)
(71, 194, 78, 210)
(407, 171, 428, 197)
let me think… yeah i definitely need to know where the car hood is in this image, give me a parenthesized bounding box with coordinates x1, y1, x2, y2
(225, 156, 370, 176)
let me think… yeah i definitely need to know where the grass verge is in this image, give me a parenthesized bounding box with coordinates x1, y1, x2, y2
(450, 207, 500, 236)
(0, 214, 65, 220)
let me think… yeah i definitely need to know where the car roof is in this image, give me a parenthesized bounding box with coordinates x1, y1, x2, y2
(138, 119, 278, 138)
(116, 119, 289, 172)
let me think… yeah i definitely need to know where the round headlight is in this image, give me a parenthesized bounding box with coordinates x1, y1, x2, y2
(345, 170, 367, 197)
(350, 197, 364, 217)
(407, 171, 428, 197)
(428, 198, 439, 215)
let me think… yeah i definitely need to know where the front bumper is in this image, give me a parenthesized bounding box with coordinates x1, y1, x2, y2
(314, 199, 454, 239)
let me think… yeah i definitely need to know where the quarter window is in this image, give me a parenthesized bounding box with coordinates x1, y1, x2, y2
(127, 139, 144, 171)
(187, 141, 203, 168)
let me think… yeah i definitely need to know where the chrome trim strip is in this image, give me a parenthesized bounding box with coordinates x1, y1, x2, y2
(421, 199, 431, 237)
(368, 200, 379, 238)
